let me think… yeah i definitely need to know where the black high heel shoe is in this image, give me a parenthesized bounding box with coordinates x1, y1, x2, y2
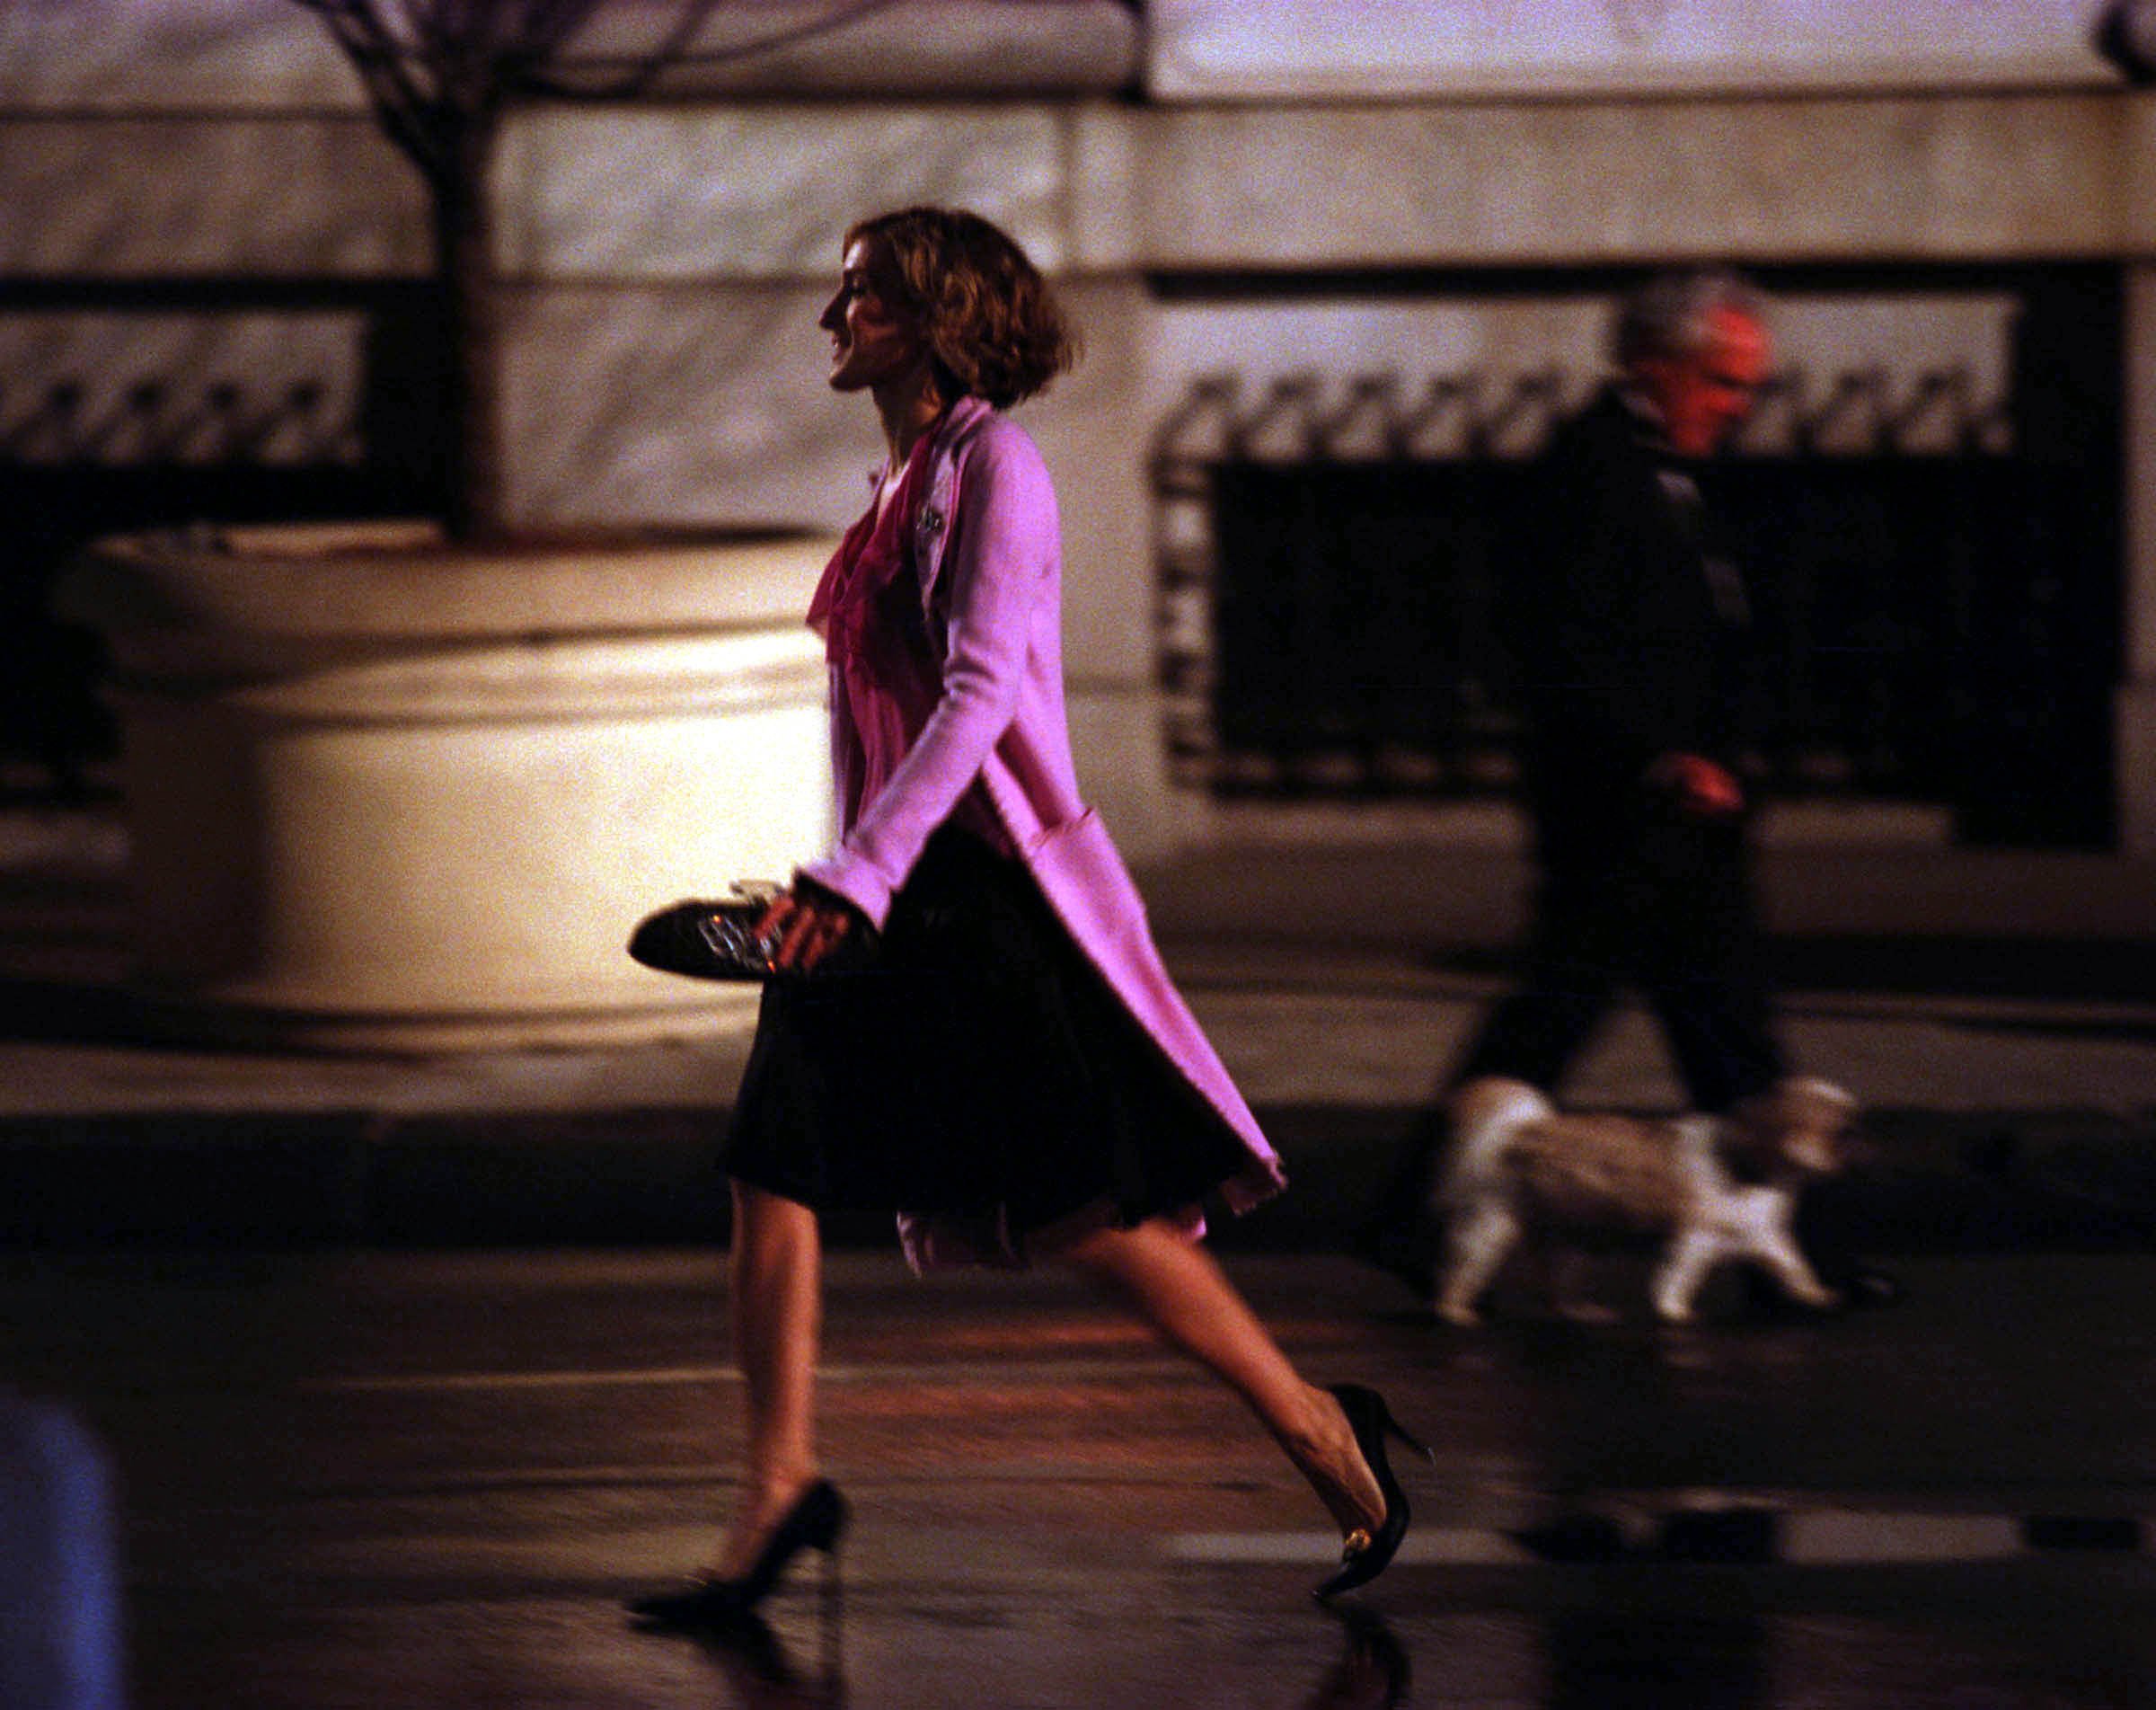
(1314, 1385, 1431, 1602)
(628, 1478, 848, 1630)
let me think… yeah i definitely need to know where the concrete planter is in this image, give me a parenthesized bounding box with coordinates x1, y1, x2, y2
(61, 521, 835, 1051)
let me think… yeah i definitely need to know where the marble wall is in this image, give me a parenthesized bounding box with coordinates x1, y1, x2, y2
(0, 117, 423, 278)
(0, 0, 363, 111)
(0, 0, 1136, 106)
(494, 103, 1079, 281)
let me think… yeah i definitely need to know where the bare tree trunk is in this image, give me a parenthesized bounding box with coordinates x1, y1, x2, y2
(434, 116, 504, 542)
(295, 0, 897, 542)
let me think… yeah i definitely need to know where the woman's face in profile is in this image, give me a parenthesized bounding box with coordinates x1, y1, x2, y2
(818, 236, 922, 394)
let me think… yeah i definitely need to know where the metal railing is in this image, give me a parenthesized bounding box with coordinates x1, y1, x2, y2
(1151, 364, 2054, 810)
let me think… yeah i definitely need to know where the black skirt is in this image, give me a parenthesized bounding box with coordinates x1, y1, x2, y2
(720, 824, 1248, 1247)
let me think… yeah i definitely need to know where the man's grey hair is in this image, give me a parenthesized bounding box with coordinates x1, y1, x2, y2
(1612, 267, 1765, 368)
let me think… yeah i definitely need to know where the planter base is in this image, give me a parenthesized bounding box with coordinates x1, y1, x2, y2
(64, 523, 835, 1053)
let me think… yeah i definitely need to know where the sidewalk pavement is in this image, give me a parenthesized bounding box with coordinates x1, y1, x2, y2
(2, 799, 2153, 1250)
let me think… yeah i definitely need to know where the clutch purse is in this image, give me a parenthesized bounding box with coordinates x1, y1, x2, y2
(627, 882, 875, 982)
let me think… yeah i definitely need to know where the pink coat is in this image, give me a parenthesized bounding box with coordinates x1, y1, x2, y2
(797, 396, 1285, 1262)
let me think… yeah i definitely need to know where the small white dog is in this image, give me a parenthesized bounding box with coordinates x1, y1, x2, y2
(1434, 1076, 1856, 1325)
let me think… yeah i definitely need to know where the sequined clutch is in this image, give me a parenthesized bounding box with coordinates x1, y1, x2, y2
(627, 883, 788, 982)
(627, 882, 875, 982)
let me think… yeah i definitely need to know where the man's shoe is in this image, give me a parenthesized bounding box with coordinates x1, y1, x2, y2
(1349, 1216, 1437, 1302)
(1835, 1267, 1904, 1311)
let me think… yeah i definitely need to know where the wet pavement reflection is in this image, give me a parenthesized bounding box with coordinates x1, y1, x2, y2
(1542, 1606, 1765, 1709)
(680, 1608, 845, 1710)
(598, 1555, 2156, 1710)
(0, 1249, 2149, 1707)
(662, 1601, 1413, 1710)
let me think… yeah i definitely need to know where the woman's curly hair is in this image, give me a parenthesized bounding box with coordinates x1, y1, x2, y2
(844, 207, 1078, 409)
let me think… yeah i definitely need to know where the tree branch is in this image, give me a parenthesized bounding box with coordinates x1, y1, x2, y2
(524, 0, 902, 99)
(298, 0, 913, 112)
(297, 0, 450, 185)
(525, 0, 726, 99)
(433, 0, 508, 118)
(510, 0, 617, 65)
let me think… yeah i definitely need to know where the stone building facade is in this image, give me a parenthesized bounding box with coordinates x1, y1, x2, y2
(4, 0, 2154, 862)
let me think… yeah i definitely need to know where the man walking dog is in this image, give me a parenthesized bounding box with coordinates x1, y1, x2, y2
(1361, 267, 1893, 1314)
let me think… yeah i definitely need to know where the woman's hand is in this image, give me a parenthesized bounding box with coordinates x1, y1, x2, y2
(755, 886, 862, 973)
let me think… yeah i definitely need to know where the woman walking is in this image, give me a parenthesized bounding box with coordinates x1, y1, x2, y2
(630, 207, 1418, 1625)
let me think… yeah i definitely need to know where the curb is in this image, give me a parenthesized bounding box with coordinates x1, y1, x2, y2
(4, 1101, 2154, 1249)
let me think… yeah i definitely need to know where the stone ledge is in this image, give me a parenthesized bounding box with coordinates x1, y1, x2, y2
(1144, 0, 2118, 103)
(488, 89, 2156, 288)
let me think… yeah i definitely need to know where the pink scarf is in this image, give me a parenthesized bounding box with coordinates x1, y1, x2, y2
(807, 428, 943, 834)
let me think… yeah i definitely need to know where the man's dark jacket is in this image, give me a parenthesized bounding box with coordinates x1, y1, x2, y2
(1503, 382, 1763, 873)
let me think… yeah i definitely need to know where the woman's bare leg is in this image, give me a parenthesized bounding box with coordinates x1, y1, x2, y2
(1057, 1218, 1385, 1537)
(720, 1180, 824, 1575)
